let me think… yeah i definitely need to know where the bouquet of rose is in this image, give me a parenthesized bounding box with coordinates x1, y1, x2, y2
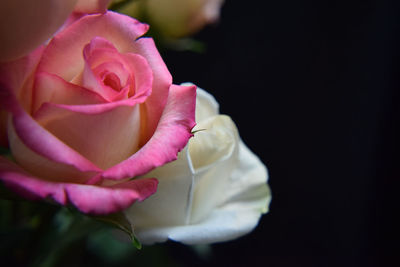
(0, 0, 270, 260)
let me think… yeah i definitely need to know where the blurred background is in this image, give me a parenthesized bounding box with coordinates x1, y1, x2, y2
(1, 1, 399, 266)
(158, 0, 400, 266)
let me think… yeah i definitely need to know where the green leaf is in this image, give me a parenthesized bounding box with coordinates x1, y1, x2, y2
(92, 211, 142, 249)
(132, 234, 142, 250)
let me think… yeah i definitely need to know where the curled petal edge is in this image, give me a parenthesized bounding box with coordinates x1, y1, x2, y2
(102, 84, 197, 180)
(0, 156, 158, 215)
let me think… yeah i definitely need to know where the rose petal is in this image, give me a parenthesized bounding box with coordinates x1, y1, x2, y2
(183, 82, 219, 122)
(36, 103, 142, 170)
(0, 156, 67, 203)
(0, 156, 158, 215)
(80, 37, 153, 101)
(8, 102, 102, 176)
(102, 84, 196, 180)
(120, 53, 153, 98)
(165, 141, 270, 245)
(0, 0, 77, 61)
(38, 12, 149, 82)
(33, 72, 107, 113)
(65, 178, 158, 215)
(133, 37, 171, 144)
(81, 37, 126, 100)
(125, 146, 194, 228)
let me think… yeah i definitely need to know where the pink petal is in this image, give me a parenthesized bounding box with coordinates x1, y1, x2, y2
(35, 103, 143, 170)
(81, 37, 125, 100)
(80, 37, 153, 102)
(0, 0, 77, 62)
(0, 156, 68, 203)
(65, 178, 158, 214)
(121, 52, 154, 99)
(33, 72, 107, 113)
(38, 12, 149, 82)
(132, 38, 171, 144)
(0, 156, 158, 215)
(81, 54, 120, 101)
(9, 102, 102, 176)
(102, 84, 197, 180)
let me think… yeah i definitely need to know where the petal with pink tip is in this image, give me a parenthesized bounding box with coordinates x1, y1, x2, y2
(102, 84, 197, 180)
(0, 156, 158, 215)
(36, 103, 142, 170)
(65, 178, 158, 214)
(38, 12, 149, 82)
(0, 156, 68, 203)
(132, 38, 171, 144)
(9, 119, 97, 183)
(33, 72, 107, 113)
(9, 102, 102, 174)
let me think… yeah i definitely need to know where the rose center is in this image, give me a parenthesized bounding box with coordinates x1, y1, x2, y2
(102, 72, 122, 91)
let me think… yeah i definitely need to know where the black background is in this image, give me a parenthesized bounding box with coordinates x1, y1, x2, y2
(160, 1, 400, 266)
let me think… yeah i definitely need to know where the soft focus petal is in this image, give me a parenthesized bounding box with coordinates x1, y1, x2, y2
(0, 0, 77, 62)
(102, 84, 196, 180)
(74, 0, 112, 13)
(123, 0, 224, 38)
(0, 156, 158, 215)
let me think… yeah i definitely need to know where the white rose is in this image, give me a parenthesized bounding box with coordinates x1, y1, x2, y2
(124, 85, 271, 244)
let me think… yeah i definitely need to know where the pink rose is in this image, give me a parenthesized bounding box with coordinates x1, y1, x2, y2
(0, 11, 196, 215)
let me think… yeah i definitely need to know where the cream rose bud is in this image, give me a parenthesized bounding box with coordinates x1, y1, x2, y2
(124, 85, 271, 244)
(117, 0, 225, 38)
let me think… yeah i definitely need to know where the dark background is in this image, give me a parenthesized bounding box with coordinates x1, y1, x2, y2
(160, 1, 400, 266)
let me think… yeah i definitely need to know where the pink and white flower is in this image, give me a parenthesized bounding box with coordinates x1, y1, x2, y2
(0, 11, 196, 215)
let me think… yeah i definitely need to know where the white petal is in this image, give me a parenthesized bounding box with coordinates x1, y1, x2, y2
(124, 146, 194, 237)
